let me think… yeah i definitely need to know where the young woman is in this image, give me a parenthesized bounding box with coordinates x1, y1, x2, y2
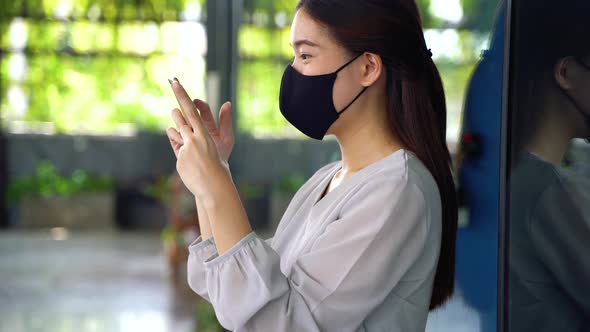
(165, 0, 457, 330)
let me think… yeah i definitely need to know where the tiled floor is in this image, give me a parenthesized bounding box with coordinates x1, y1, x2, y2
(0, 229, 198, 332)
(0, 228, 484, 332)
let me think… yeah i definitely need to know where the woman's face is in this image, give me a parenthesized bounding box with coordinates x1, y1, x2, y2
(289, 9, 366, 118)
(554, 54, 590, 137)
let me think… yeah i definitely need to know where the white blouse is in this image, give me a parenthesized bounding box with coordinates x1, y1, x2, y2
(187, 148, 442, 331)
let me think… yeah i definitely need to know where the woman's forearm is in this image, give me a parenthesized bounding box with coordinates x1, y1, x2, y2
(195, 195, 213, 241)
(195, 160, 233, 243)
(202, 174, 253, 255)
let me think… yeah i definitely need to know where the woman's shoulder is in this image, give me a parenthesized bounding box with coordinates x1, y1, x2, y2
(359, 150, 437, 193)
(347, 150, 440, 215)
(404, 151, 441, 199)
(347, 152, 441, 239)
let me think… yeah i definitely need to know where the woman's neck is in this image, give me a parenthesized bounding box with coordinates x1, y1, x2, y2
(524, 109, 575, 166)
(335, 109, 405, 176)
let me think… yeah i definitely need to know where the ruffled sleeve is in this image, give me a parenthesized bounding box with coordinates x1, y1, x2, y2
(187, 234, 275, 304)
(198, 175, 432, 331)
(187, 235, 218, 303)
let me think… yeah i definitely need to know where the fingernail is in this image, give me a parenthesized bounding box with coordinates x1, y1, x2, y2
(168, 77, 179, 85)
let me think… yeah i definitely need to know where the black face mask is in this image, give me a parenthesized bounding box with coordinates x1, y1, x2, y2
(559, 58, 590, 141)
(279, 53, 368, 140)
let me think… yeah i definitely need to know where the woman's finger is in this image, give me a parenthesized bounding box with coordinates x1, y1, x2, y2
(194, 99, 218, 135)
(167, 127, 183, 144)
(171, 108, 188, 130)
(169, 78, 206, 135)
(219, 101, 234, 146)
(178, 124, 194, 142)
(166, 128, 182, 157)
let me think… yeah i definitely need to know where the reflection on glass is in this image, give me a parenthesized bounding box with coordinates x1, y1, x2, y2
(508, 0, 590, 331)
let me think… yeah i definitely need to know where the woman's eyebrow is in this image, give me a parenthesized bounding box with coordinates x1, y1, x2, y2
(290, 39, 320, 48)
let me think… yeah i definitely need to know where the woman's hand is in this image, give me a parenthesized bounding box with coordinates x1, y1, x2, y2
(166, 95, 234, 162)
(196, 99, 234, 162)
(165, 78, 232, 198)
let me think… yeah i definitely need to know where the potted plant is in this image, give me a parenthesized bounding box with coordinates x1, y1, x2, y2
(144, 173, 202, 283)
(269, 172, 306, 231)
(144, 174, 224, 331)
(6, 160, 114, 228)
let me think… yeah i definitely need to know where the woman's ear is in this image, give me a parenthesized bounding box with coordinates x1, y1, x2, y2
(360, 52, 383, 87)
(554, 56, 575, 91)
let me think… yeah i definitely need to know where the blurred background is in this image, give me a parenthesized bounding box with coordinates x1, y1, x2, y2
(0, 0, 503, 331)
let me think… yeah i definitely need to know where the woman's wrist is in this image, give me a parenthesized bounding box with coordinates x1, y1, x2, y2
(201, 171, 237, 210)
(195, 195, 213, 240)
(199, 161, 253, 255)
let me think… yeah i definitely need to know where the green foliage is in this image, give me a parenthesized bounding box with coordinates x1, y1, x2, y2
(242, 0, 298, 17)
(435, 60, 478, 111)
(416, 0, 441, 28)
(274, 172, 306, 193)
(0, 0, 206, 21)
(460, 0, 500, 31)
(195, 302, 223, 332)
(5, 160, 113, 205)
(143, 174, 173, 204)
(237, 181, 266, 200)
(1, 1, 206, 135)
(237, 60, 292, 136)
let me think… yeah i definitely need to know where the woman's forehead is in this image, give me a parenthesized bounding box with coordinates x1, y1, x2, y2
(290, 10, 331, 47)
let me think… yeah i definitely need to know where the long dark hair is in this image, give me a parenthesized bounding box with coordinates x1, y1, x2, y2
(296, 0, 458, 310)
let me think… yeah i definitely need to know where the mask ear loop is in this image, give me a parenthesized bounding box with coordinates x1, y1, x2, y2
(335, 53, 364, 73)
(337, 87, 368, 115)
(334, 53, 368, 116)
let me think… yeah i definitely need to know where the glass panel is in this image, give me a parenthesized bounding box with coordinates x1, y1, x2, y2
(507, 0, 590, 331)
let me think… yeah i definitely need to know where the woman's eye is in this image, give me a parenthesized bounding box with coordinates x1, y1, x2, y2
(300, 54, 311, 60)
